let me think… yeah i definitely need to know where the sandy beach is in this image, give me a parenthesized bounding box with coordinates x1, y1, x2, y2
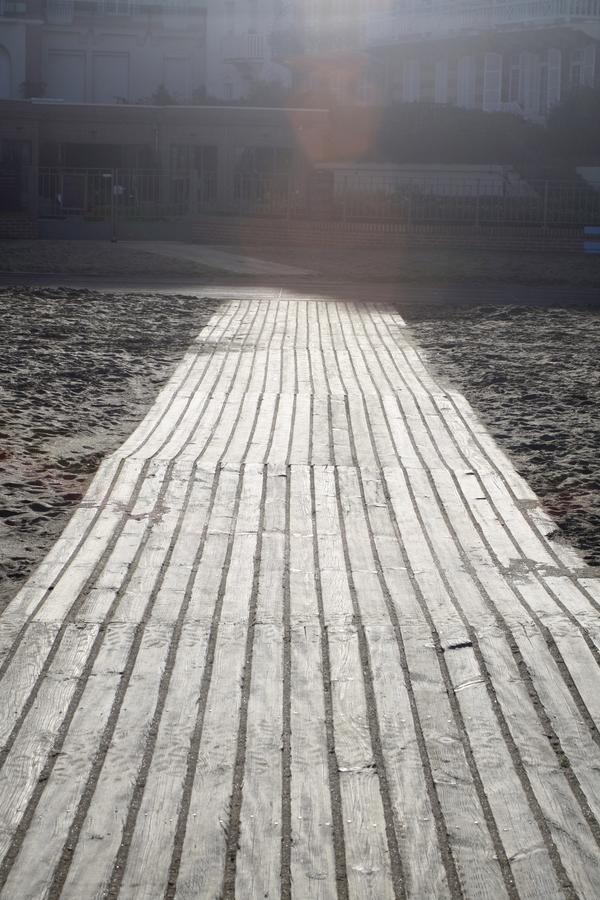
(0, 287, 218, 610)
(1, 282, 599, 614)
(403, 299, 600, 566)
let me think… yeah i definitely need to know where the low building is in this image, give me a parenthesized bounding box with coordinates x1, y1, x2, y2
(0, 98, 329, 223)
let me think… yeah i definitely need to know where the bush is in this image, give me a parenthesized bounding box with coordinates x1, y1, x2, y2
(370, 102, 546, 165)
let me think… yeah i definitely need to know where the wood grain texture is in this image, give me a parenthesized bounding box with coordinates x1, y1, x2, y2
(0, 294, 599, 899)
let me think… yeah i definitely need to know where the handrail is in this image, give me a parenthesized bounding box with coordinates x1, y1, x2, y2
(368, 0, 600, 42)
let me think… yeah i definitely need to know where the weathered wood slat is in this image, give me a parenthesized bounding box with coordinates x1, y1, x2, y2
(173, 466, 262, 897)
(1, 295, 599, 900)
(0, 623, 135, 900)
(114, 622, 210, 900)
(0, 624, 99, 863)
(57, 623, 172, 899)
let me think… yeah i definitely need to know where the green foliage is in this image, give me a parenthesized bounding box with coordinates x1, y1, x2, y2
(20, 80, 46, 99)
(547, 87, 600, 160)
(150, 84, 178, 106)
(243, 79, 290, 107)
(371, 103, 546, 165)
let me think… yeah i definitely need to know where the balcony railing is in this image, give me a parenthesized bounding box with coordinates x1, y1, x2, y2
(0, 0, 27, 15)
(222, 32, 266, 62)
(44, 0, 203, 22)
(368, 0, 600, 43)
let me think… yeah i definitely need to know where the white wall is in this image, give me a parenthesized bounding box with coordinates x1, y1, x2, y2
(42, 15, 206, 104)
(0, 45, 11, 99)
(204, 0, 290, 101)
(0, 22, 26, 99)
(46, 49, 86, 101)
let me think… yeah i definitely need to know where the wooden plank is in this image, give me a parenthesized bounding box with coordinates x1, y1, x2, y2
(115, 622, 210, 900)
(311, 397, 332, 466)
(479, 628, 600, 899)
(172, 622, 248, 899)
(313, 465, 395, 898)
(173, 468, 262, 897)
(347, 396, 380, 469)
(35, 459, 168, 624)
(201, 394, 255, 467)
(388, 463, 600, 894)
(289, 394, 311, 466)
(6, 457, 142, 623)
(244, 393, 279, 464)
(316, 302, 345, 397)
(290, 625, 337, 898)
(0, 624, 98, 863)
(340, 464, 492, 898)
(330, 398, 354, 467)
(2, 293, 600, 900)
(313, 467, 353, 628)
(59, 623, 172, 899)
(235, 623, 283, 898)
(80, 468, 208, 625)
(0, 621, 60, 750)
(306, 305, 329, 397)
(366, 625, 451, 899)
(371, 469, 511, 899)
(236, 466, 286, 894)
(266, 396, 295, 466)
(328, 627, 394, 899)
(0, 623, 135, 900)
(288, 466, 338, 894)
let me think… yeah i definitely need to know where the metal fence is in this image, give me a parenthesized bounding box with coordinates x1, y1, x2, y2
(36, 167, 600, 229)
(332, 177, 600, 228)
(37, 168, 197, 220)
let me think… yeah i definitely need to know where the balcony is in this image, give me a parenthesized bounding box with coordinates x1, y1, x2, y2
(0, 0, 27, 15)
(44, 0, 203, 24)
(45, 0, 74, 22)
(367, 0, 600, 44)
(222, 32, 267, 63)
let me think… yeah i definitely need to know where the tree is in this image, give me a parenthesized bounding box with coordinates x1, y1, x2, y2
(150, 84, 178, 106)
(370, 102, 546, 165)
(547, 87, 600, 161)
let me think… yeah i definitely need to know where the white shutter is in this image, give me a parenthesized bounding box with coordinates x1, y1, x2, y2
(163, 57, 192, 102)
(520, 51, 537, 115)
(0, 47, 11, 99)
(434, 58, 448, 104)
(92, 53, 130, 103)
(547, 48, 561, 109)
(457, 56, 475, 108)
(403, 59, 420, 101)
(483, 52, 502, 111)
(583, 45, 596, 86)
(46, 51, 86, 102)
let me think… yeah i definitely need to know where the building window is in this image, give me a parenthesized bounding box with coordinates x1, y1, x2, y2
(434, 59, 448, 104)
(457, 55, 475, 108)
(402, 59, 420, 102)
(508, 52, 521, 103)
(225, 1, 235, 33)
(539, 60, 548, 114)
(570, 48, 584, 87)
(1, 139, 32, 167)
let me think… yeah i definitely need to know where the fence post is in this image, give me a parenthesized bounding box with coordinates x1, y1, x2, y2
(341, 176, 347, 223)
(542, 180, 549, 230)
(111, 168, 117, 242)
(188, 168, 199, 217)
(475, 180, 481, 229)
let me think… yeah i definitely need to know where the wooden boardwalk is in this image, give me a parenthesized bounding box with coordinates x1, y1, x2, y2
(1, 292, 600, 899)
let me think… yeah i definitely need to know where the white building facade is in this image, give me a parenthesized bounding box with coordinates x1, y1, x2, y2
(0, 0, 599, 115)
